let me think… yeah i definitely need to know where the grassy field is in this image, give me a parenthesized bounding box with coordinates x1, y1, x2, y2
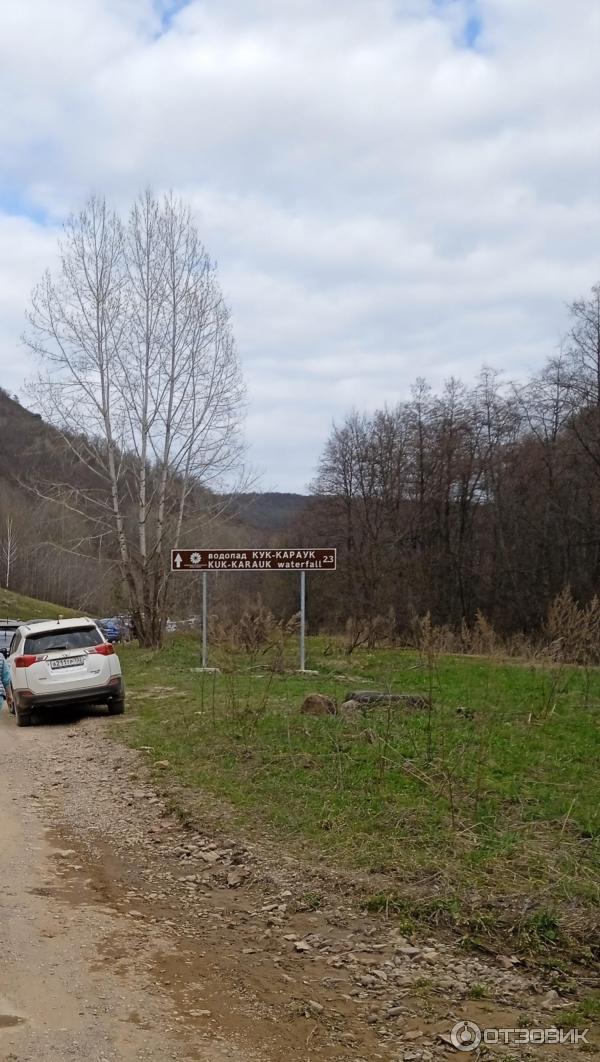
(0, 586, 78, 621)
(116, 634, 600, 960)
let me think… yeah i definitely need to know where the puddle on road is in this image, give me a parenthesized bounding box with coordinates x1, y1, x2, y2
(0, 1014, 25, 1028)
(0, 997, 25, 1028)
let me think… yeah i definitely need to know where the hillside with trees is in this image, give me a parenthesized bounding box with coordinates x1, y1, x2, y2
(0, 388, 303, 623)
(288, 283, 600, 644)
(0, 388, 109, 612)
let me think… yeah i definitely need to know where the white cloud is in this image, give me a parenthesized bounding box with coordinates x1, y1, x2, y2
(0, 0, 598, 490)
(0, 215, 60, 384)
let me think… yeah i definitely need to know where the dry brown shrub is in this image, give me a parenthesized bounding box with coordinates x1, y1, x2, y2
(469, 611, 499, 655)
(344, 614, 394, 653)
(344, 616, 368, 654)
(210, 601, 277, 652)
(403, 592, 600, 665)
(283, 611, 301, 635)
(546, 587, 600, 665)
(415, 612, 458, 655)
(369, 612, 397, 648)
(503, 631, 538, 659)
(460, 617, 472, 652)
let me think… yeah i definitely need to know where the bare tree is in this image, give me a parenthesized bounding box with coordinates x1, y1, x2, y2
(1, 517, 18, 589)
(25, 191, 245, 646)
(567, 283, 600, 406)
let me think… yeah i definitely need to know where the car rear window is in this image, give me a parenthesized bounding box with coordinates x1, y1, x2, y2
(24, 626, 103, 653)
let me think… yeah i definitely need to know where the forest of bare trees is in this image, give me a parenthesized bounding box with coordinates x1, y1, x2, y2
(296, 284, 600, 639)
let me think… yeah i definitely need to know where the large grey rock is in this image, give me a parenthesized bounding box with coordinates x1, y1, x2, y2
(338, 699, 362, 714)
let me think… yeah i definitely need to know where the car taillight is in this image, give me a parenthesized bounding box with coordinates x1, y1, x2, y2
(91, 644, 115, 656)
(14, 655, 40, 668)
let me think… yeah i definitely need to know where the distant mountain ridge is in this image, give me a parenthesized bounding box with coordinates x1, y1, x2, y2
(228, 492, 309, 531)
(0, 391, 311, 535)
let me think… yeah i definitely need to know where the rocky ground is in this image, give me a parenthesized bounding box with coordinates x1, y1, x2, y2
(0, 707, 596, 1061)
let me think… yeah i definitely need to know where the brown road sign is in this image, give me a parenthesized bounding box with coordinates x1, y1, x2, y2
(171, 548, 336, 571)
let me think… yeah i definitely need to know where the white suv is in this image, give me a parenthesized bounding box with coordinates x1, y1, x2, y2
(8, 617, 125, 727)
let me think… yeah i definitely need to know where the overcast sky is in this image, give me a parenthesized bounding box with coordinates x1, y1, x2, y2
(1, 0, 599, 491)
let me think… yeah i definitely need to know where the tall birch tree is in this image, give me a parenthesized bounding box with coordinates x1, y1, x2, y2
(25, 191, 245, 646)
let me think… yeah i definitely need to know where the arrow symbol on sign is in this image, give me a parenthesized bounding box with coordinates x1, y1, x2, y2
(174, 553, 182, 569)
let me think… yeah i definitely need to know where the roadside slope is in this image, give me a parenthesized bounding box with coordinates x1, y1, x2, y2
(0, 585, 77, 621)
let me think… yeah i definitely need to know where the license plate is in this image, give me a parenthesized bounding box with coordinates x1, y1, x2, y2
(50, 657, 85, 670)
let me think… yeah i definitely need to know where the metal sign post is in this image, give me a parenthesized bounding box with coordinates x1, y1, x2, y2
(202, 570, 208, 670)
(172, 548, 336, 672)
(300, 570, 306, 672)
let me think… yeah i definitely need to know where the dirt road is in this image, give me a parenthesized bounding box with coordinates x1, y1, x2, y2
(0, 708, 596, 1062)
(0, 712, 254, 1062)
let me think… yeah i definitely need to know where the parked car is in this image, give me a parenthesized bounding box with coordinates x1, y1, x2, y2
(0, 618, 23, 658)
(7, 616, 125, 727)
(97, 617, 122, 643)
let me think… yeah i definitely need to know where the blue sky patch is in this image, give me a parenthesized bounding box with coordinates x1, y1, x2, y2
(0, 189, 50, 226)
(431, 0, 483, 50)
(156, 0, 191, 32)
(464, 12, 482, 47)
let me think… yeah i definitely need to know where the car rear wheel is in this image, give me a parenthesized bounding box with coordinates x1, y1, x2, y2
(15, 707, 32, 727)
(107, 697, 125, 715)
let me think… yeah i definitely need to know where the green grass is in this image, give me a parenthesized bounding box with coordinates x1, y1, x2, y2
(0, 585, 77, 621)
(115, 633, 600, 958)
(469, 983, 487, 999)
(563, 994, 600, 1028)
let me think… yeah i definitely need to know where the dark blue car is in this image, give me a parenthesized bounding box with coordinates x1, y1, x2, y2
(97, 618, 122, 643)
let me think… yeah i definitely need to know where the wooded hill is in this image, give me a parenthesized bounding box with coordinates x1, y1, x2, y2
(226, 493, 308, 531)
(0, 388, 109, 612)
(0, 389, 306, 617)
(290, 284, 600, 643)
